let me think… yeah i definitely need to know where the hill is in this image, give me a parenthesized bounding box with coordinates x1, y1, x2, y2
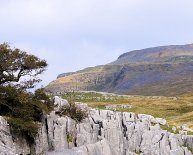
(111, 44, 193, 65)
(46, 43, 193, 96)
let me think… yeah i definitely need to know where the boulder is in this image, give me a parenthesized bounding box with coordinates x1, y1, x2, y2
(54, 96, 68, 107)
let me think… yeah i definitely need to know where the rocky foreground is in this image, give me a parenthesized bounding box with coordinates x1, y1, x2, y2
(0, 97, 193, 155)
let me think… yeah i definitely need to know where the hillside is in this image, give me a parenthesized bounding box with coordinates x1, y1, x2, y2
(111, 44, 193, 65)
(46, 43, 193, 96)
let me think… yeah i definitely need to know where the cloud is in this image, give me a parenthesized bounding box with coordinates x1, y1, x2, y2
(1, 0, 193, 38)
(1, 0, 193, 87)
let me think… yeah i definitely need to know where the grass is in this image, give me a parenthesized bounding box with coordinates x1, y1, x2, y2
(181, 144, 193, 153)
(62, 91, 126, 103)
(187, 146, 193, 153)
(160, 124, 181, 134)
(60, 91, 193, 129)
(187, 131, 193, 135)
(67, 132, 73, 143)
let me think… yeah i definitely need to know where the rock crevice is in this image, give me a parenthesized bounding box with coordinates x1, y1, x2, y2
(0, 97, 193, 155)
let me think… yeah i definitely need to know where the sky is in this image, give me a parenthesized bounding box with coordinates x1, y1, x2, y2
(1, 0, 193, 88)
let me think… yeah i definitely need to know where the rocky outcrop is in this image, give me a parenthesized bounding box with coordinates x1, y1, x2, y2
(47, 139, 113, 155)
(46, 109, 193, 155)
(0, 116, 31, 155)
(0, 97, 193, 155)
(105, 104, 132, 110)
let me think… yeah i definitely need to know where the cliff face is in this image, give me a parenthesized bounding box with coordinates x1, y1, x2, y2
(1, 97, 193, 155)
(46, 43, 193, 96)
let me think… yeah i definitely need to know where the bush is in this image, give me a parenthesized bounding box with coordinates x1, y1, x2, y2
(8, 117, 39, 144)
(57, 103, 87, 123)
(56, 92, 88, 122)
(0, 86, 53, 144)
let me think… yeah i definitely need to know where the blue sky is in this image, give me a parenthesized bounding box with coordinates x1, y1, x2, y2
(1, 0, 193, 87)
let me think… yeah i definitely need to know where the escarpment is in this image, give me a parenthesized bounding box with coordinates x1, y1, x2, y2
(47, 43, 193, 96)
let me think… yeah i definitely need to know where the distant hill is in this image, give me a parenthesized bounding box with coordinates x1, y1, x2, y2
(46, 43, 193, 96)
(111, 44, 193, 65)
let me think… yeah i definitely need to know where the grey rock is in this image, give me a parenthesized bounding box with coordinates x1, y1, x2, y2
(105, 104, 132, 110)
(54, 96, 68, 108)
(52, 117, 68, 151)
(155, 118, 167, 125)
(0, 116, 31, 155)
(1, 96, 193, 155)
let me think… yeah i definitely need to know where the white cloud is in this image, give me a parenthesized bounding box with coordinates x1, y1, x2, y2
(1, 0, 193, 86)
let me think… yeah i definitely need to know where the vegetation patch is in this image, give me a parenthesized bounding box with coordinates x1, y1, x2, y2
(160, 125, 180, 134)
(0, 86, 53, 144)
(57, 92, 88, 122)
(181, 144, 193, 153)
(57, 104, 87, 123)
(187, 131, 193, 135)
(66, 132, 73, 144)
(8, 117, 39, 144)
(187, 146, 193, 153)
(62, 91, 128, 103)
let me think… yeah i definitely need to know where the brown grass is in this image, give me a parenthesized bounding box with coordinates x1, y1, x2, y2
(80, 93, 193, 129)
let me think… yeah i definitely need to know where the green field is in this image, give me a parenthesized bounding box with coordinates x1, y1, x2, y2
(61, 91, 193, 129)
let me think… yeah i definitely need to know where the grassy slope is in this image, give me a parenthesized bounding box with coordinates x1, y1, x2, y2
(61, 92, 193, 129)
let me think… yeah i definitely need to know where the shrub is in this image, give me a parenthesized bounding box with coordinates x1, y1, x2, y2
(8, 117, 39, 144)
(0, 86, 53, 144)
(57, 103, 87, 123)
(56, 92, 88, 122)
